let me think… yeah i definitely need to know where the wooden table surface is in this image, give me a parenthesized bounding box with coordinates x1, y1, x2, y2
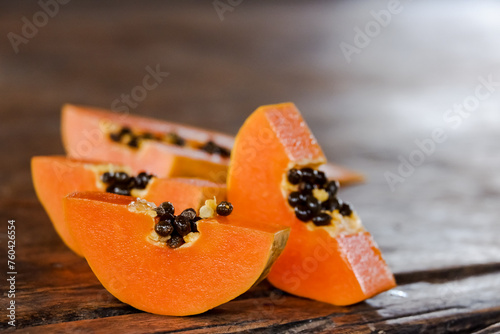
(1, 1, 500, 333)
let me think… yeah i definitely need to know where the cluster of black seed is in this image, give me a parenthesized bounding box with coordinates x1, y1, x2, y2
(199, 141, 231, 158)
(109, 126, 231, 158)
(164, 132, 185, 146)
(154, 202, 201, 249)
(154, 201, 233, 248)
(101, 171, 154, 196)
(287, 167, 353, 226)
(109, 127, 160, 148)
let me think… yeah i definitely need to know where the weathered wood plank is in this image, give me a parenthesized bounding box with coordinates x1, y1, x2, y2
(10, 272, 500, 333)
(473, 322, 500, 334)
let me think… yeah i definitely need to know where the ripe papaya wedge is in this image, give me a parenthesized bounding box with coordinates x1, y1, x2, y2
(64, 191, 289, 316)
(227, 102, 395, 305)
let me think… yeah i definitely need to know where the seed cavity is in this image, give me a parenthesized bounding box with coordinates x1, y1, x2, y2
(152, 200, 232, 249)
(199, 141, 231, 158)
(285, 167, 353, 227)
(102, 171, 155, 196)
(153, 202, 200, 249)
(108, 125, 231, 158)
(109, 126, 159, 148)
(164, 132, 185, 146)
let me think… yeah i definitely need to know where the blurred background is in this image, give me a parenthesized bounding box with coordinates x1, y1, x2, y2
(1, 0, 500, 320)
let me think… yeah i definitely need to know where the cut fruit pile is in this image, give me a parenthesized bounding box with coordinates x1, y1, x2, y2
(32, 102, 394, 316)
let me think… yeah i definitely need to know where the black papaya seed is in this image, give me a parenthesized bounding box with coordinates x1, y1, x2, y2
(167, 234, 184, 248)
(294, 205, 313, 222)
(314, 170, 327, 186)
(101, 172, 115, 183)
(339, 202, 353, 216)
(300, 167, 315, 183)
(312, 213, 332, 226)
(325, 180, 339, 197)
(155, 220, 174, 237)
(160, 202, 175, 215)
(298, 182, 314, 194)
(106, 185, 130, 196)
(114, 172, 129, 183)
(305, 195, 320, 214)
(288, 191, 302, 207)
(216, 201, 233, 216)
(174, 215, 191, 236)
(180, 208, 197, 220)
(287, 168, 302, 185)
(322, 197, 340, 211)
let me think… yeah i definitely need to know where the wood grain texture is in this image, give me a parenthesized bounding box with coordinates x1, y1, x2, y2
(1, 0, 500, 332)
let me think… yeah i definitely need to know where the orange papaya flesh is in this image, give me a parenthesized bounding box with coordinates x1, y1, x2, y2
(227, 102, 395, 305)
(268, 225, 395, 305)
(61, 104, 362, 185)
(64, 191, 289, 316)
(31, 156, 225, 256)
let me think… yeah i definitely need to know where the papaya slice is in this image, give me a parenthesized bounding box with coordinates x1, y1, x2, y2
(62, 104, 233, 182)
(64, 191, 289, 316)
(227, 102, 395, 305)
(61, 104, 363, 185)
(32, 156, 225, 256)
